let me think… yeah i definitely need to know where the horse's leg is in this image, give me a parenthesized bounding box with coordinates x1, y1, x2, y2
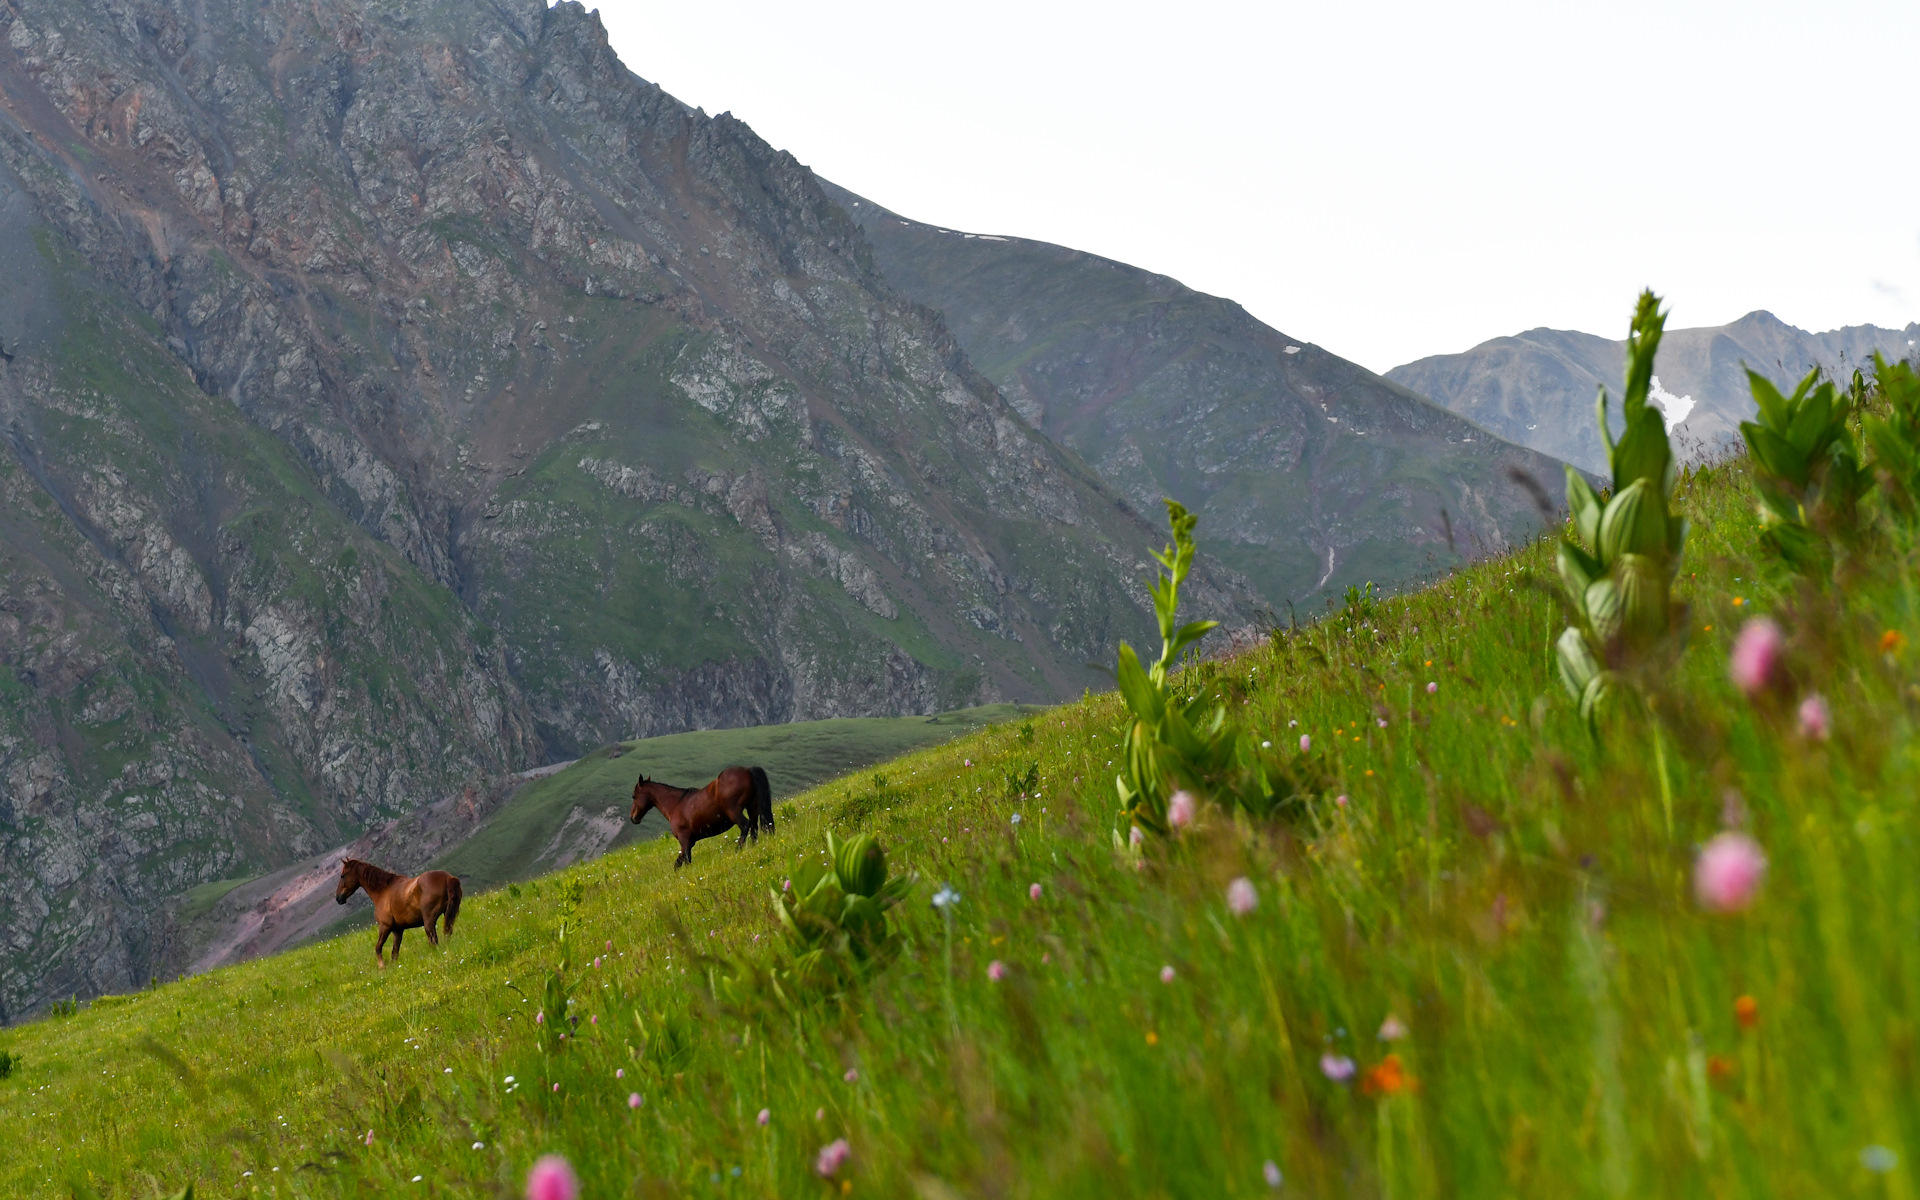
(390, 927, 404, 963)
(735, 814, 749, 851)
(424, 901, 442, 947)
(374, 924, 391, 969)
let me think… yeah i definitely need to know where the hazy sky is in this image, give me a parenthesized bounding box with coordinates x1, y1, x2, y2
(594, 0, 1920, 374)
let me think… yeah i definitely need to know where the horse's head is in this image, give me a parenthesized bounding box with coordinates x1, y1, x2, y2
(335, 859, 361, 904)
(630, 774, 655, 824)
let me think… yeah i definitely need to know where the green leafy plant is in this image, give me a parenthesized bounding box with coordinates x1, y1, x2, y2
(1114, 501, 1281, 835)
(630, 1005, 695, 1075)
(1341, 581, 1379, 628)
(535, 968, 577, 1054)
(1002, 761, 1039, 799)
(1740, 365, 1871, 572)
(0, 1049, 16, 1080)
(769, 832, 913, 987)
(1555, 291, 1689, 723)
(1863, 353, 1920, 517)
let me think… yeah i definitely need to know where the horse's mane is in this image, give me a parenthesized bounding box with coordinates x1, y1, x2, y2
(635, 774, 695, 798)
(344, 858, 401, 890)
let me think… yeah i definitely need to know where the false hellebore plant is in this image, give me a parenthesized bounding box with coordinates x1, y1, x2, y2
(1555, 291, 1689, 724)
(771, 833, 912, 985)
(1114, 501, 1281, 837)
(1740, 365, 1872, 576)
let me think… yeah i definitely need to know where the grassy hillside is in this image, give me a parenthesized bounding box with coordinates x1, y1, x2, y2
(432, 704, 1048, 889)
(5, 455, 1920, 1197)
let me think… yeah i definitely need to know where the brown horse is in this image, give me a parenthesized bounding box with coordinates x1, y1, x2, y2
(334, 858, 463, 967)
(630, 765, 773, 868)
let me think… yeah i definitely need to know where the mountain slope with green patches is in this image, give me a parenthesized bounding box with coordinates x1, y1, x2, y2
(823, 182, 1568, 605)
(0, 0, 1247, 1014)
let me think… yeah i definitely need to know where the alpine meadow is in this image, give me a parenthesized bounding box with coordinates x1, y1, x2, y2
(5, 291, 1920, 1198)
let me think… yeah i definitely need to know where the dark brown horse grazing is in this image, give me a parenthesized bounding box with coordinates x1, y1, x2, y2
(334, 859, 463, 968)
(630, 765, 773, 868)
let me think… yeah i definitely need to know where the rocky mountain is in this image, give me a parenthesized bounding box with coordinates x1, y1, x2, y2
(0, 0, 1249, 1017)
(822, 184, 1569, 607)
(1387, 312, 1919, 474)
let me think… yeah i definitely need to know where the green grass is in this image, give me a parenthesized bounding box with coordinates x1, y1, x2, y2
(434, 704, 1048, 889)
(6, 459, 1920, 1198)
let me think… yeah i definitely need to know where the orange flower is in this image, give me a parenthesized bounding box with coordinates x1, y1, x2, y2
(1707, 1055, 1736, 1081)
(1360, 1054, 1413, 1097)
(1145, 1031, 1159, 1046)
(1881, 630, 1908, 654)
(1734, 995, 1759, 1029)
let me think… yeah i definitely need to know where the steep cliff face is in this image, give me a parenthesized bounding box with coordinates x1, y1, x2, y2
(1387, 312, 1920, 473)
(825, 185, 1569, 606)
(0, 0, 1242, 1015)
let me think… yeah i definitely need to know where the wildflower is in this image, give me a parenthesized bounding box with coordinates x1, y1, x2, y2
(616, 1068, 624, 1079)
(1129, 826, 1144, 847)
(964, 758, 973, 767)
(1426, 681, 1437, 694)
(628, 1093, 643, 1109)
(589, 1015, 597, 1025)
(1168, 790, 1196, 829)
(758, 1108, 771, 1126)
(1729, 618, 1783, 697)
(1011, 813, 1022, 825)
(1335, 794, 1348, 807)
(1029, 883, 1043, 901)
(1734, 995, 1759, 1029)
(364, 1129, 374, 1146)
(816, 1139, 851, 1178)
(988, 960, 1007, 982)
(843, 1068, 858, 1083)
(1145, 1030, 1159, 1045)
(932, 886, 960, 910)
(552, 1082, 560, 1092)
(592, 956, 601, 969)
(1263, 1160, 1283, 1188)
(1227, 877, 1258, 916)
(1320, 1054, 1356, 1081)
(1706, 1055, 1735, 1081)
(1299, 734, 1311, 752)
(525, 1156, 580, 1200)
(1862, 1146, 1900, 1173)
(1695, 832, 1767, 913)
(1160, 965, 1176, 984)
(1360, 1054, 1409, 1096)
(1376, 718, 1387, 728)
(1378, 1015, 1408, 1041)
(782, 878, 792, 892)
(473, 1141, 486, 1150)
(1880, 630, 1907, 655)
(535, 1011, 545, 1024)
(815, 1108, 825, 1121)
(1798, 693, 1830, 740)
(605, 940, 613, 953)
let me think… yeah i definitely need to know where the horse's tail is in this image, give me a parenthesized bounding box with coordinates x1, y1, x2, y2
(443, 876, 463, 938)
(750, 766, 773, 835)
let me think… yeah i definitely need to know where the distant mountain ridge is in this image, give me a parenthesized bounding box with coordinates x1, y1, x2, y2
(822, 183, 1568, 606)
(1388, 312, 1919, 473)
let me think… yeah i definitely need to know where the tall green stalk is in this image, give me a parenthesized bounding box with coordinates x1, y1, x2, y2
(1554, 290, 1689, 724)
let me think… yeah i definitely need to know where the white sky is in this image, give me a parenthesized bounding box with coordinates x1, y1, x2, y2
(594, 0, 1920, 374)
